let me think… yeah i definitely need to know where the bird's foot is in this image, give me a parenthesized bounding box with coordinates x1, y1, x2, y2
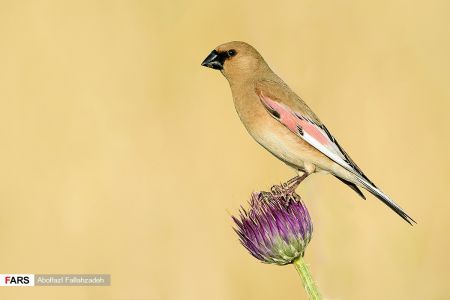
(270, 173, 308, 197)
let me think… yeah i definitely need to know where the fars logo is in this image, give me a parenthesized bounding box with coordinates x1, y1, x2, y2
(0, 274, 34, 286)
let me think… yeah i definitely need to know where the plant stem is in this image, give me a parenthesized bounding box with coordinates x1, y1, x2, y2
(293, 256, 322, 300)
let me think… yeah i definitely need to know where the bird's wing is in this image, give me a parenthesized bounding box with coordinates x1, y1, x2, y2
(256, 88, 375, 186)
(255, 81, 415, 225)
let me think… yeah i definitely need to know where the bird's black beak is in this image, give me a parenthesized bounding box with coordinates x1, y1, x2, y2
(201, 50, 224, 70)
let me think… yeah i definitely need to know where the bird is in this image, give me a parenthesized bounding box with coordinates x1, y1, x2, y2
(201, 41, 415, 225)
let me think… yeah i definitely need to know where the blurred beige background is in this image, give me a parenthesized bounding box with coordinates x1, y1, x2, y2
(0, 1, 449, 299)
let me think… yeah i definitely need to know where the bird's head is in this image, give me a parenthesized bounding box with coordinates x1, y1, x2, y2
(201, 41, 270, 82)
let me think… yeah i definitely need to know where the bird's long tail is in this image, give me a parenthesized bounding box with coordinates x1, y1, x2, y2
(356, 177, 416, 225)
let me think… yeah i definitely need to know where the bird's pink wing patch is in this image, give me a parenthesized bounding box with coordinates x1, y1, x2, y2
(259, 92, 331, 147)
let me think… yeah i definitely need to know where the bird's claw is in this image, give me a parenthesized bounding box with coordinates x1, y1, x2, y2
(270, 174, 307, 198)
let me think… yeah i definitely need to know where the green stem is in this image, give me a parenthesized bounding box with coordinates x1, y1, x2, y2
(293, 256, 322, 300)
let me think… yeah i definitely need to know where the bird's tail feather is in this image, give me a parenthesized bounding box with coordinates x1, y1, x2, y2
(334, 176, 366, 200)
(356, 177, 416, 225)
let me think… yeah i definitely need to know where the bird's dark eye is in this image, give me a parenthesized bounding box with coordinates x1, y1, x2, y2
(227, 49, 237, 57)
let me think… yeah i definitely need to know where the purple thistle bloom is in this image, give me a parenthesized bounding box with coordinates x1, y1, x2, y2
(232, 187, 313, 265)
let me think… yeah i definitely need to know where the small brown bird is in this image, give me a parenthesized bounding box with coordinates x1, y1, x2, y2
(201, 41, 415, 225)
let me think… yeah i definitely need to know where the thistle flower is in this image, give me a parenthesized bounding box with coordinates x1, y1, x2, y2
(232, 182, 322, 299)
(232, 186, 312, 265)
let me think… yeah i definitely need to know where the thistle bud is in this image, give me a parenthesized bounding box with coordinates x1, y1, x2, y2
(232, 186, 313, 265)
